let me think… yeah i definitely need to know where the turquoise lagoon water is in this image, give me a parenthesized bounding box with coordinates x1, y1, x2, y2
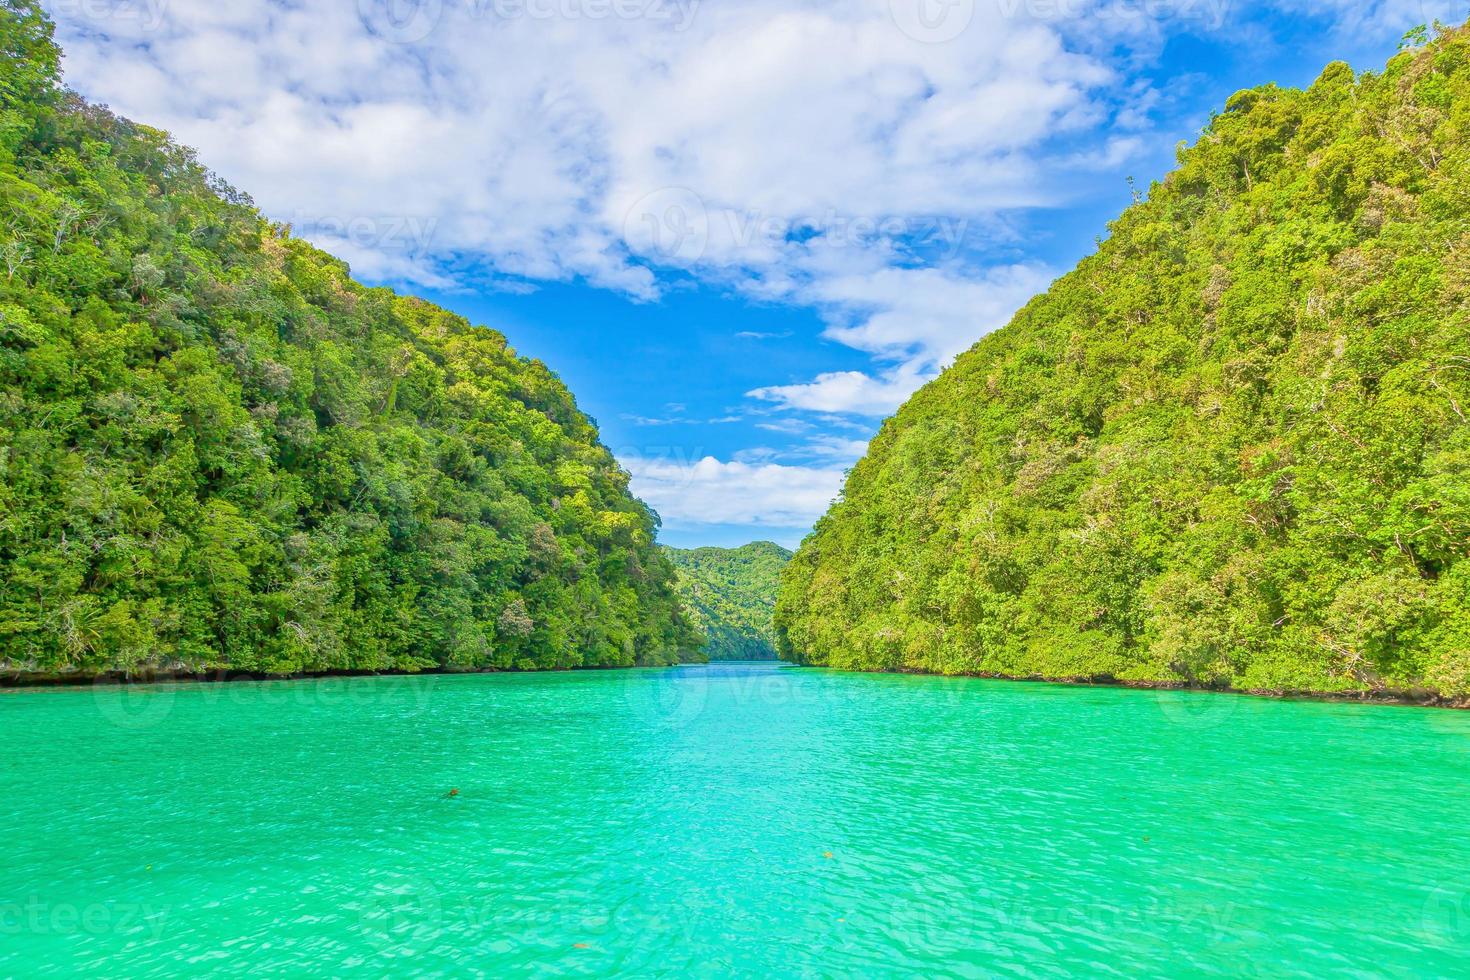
(3, 662, 1469, 976)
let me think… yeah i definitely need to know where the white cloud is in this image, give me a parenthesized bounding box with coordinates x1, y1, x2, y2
(1264, 0, 1462, 38)
(47, 0, 1115, 292)
(43, 0, 1405, 538)
(749, 365, 927, 417)
(802, 434, 872, 462)
(43, 0, 1132, 431)
(730, 433, 871, 466)
(745, 260, 1054, 414)
(623, 454, 846, 530)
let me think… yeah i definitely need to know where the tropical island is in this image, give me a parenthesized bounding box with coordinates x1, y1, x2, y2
(0, 2, 704, 679)
(778, 25, 1470, 703)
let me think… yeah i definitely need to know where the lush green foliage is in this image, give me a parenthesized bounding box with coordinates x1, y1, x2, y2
(0, 2, 701, 675)
(665, 542, 791, 660)
(778, 25, 1470, 696)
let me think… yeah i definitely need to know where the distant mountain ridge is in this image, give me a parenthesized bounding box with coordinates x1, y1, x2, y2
(664, 543, 792, 661)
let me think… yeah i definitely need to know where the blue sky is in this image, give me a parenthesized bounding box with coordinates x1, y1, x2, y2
(45, 0, 1464, 547)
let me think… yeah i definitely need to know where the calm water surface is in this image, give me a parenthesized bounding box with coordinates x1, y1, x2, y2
(3, 662, 1470, 976)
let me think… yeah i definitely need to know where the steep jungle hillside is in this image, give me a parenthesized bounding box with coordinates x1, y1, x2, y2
(0, 2, 702, 676)
(777, 24, 1470, 697)
(665, 543, 791, 660)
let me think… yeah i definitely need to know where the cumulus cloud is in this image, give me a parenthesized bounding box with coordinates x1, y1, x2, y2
(45, 0, 1121, 422)
(44, 0, 1415, 536)
(623, 454, 846, 531)
(1263, 0, 1463, 38)
(48, 1, 1110, 290)
(45, 1, 1134, 407)
(621, 431, 867, 537)
(801, 434, 872, 462)
(749, 365, 927, 418)
(746, 260, 1057, 414)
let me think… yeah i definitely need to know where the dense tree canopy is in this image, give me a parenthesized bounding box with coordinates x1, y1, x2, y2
(0, 1, 702, 675)
(664, 543, 791, 661)
(777, 24, 1470, 697)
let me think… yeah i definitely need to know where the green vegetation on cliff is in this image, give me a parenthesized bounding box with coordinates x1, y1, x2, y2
(665, 543, 791, 660)
(0, 2, 701, 675)
(777, 25, 1470, 696)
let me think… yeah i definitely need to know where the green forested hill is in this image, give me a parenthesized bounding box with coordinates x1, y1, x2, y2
(0, 3, 702, 676)
(665, 543, 791, 660)
(777, 25, 1470, 697)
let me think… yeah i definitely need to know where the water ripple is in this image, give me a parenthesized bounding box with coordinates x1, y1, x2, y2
(2, 664, 1469, 976)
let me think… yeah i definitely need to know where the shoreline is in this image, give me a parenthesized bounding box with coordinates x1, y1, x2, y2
(0, 656, 788, 690)
(795, 663, 1470, 711)
(5, 659, 1466, 710)
(0, 662, 691, 690)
